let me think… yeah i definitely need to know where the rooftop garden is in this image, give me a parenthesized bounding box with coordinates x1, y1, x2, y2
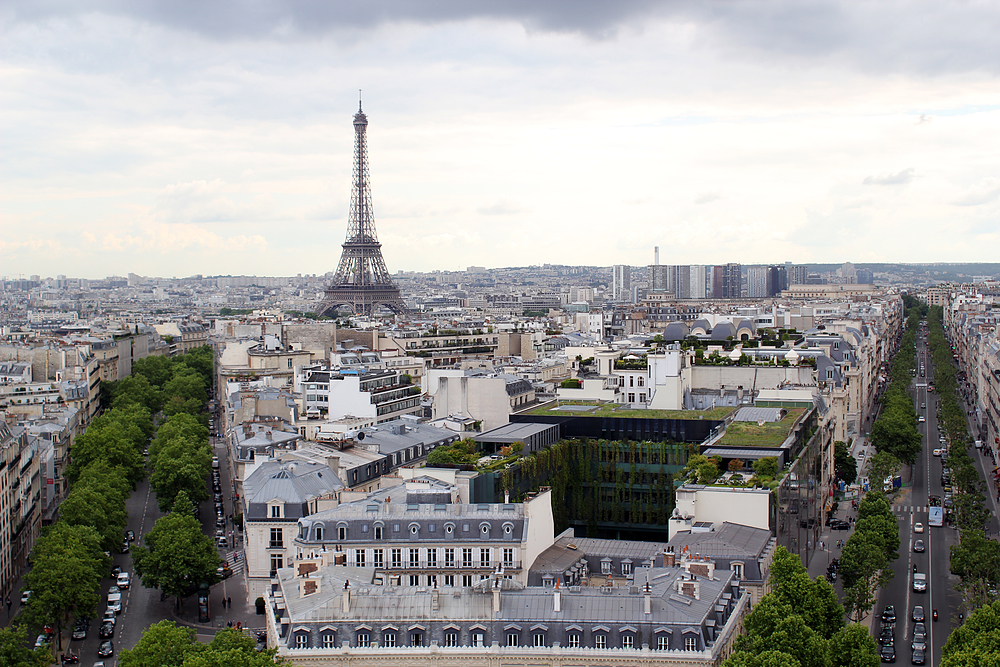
(714, 408, 806, 447)
(524, 401, 734, 421)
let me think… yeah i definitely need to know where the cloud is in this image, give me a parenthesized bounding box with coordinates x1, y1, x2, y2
(695, 192, 722, 205)
(863, 168, 915, 186)
(477, 200, 524, 216)
(952, 178, 1000, 207)
(917, 114, 932, 124)
(153, 179, 276, 223)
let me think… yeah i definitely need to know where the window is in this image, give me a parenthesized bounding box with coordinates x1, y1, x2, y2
(410, 633, 423, 647)
(479, 548, 491, 568)
(357, 633, 369, 647)
(444, 574, 455, 587)
(568, 634, 580, 647)
(685, 636, 698, 651)
(622, 562, 631, 576)
(480, 524, 490, 536)
(507, 633, 518, 647)
(622, 635, 634, 649)
(629, 376, 634, 387)
(287, 358, 293, 368)
(410, 525, 418, 536)
(732, 562, 744, 579)
(657, 636, 669, 650)
(533, 633, 545, 647)
(394, 524, 400, 533)
(269, 528, 283, 548)
(315, 527, 323, 541)
(462, 575, 474, 587)
(595, 635, 607, 649)
(827, 369, 834, 380)
(639, 393, 646, 403)
(295, 634, 308, 649)
(628, 393, 635, 402)
(445, 632, 458, 647)
(503, 548, 514, 567)
(445, 548, 455, 567)
(472, 632, 485, 647)
(637, 376, 644, 386)
(427, 574, 437, 588)
(354, 549, 366, 567)
(409, 548, 419, 568)
(270, 554, 282, 574)
(374, 525, 383, 539)
(271, 505, 281, 518)
(338, 526, 347, 541)
(601, 560, 611, 574)
(409, 574, 420, 586)
(373, 549, 384, 568)
(428, 549, 437, 568)
(462, 548, 473, 567)
(384, 634, 396, 648)
(322, 633, 336, 648)
(391, 548, 402, 568)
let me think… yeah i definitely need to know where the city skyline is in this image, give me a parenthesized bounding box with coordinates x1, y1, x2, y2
(3, 1, 1000, 279)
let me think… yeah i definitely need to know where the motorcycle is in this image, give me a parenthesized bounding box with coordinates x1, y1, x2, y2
(61, 653, 80, 665)
(932, 609, 938, 621)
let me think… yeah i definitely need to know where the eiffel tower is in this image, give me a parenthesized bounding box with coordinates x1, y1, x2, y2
(317, 101, 408, 318)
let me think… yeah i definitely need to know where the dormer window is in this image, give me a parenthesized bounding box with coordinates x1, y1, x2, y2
(270, 504, 282, 518)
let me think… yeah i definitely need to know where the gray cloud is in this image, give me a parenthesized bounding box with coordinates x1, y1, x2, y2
(863, 168, 915, 186)
(5, 1, 1000, 74)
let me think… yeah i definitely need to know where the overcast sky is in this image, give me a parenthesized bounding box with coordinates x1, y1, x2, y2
(3, 1, 1000, 279)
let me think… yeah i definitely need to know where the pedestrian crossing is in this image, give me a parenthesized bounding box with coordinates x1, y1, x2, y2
(893, 506, 928, 513)
(224, 550, 246, 576)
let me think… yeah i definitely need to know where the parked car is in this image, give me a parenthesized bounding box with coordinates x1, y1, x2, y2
(98, 641, 114, 657)
(117, 572, 131, 589)
(99, 622, 115, 639)
(21, 590, 32, 605)
(880, 644, 896, 663)
(912, 606, 924, 622)
(912, 648, 925, 665)
(71, 619, 89, 640)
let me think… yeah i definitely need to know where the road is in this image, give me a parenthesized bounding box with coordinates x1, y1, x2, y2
(57, 433, 245, 665)
(872, 329, 963, 667)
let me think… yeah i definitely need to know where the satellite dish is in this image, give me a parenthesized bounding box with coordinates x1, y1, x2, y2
(356, 431, 365, 441)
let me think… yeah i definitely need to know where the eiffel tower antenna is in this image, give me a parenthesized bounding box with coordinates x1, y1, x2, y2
(317, 102, 407, 318)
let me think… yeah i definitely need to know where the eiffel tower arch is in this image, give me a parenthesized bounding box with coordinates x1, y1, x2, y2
(317, 102, 408, 318)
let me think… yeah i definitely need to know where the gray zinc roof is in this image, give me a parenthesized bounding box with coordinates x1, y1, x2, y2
(245, 460, 343, 506)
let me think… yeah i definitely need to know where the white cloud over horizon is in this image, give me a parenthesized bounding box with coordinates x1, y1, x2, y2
(2, 1, 1000, 279)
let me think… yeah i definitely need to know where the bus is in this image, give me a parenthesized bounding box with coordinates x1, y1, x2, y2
(928, 506, 943, 527)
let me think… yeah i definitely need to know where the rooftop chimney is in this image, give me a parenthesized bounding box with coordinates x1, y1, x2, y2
(644, 581, 652, 615)
(342, 580, 351, 613)
(553, 581, 561, 612)
(492, 580, 501, 613)
(654, 246, 659, 265)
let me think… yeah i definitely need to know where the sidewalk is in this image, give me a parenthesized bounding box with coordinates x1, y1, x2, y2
(170, 549, 265, 634)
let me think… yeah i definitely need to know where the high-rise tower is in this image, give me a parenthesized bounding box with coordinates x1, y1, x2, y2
(317, 102, 407, 317)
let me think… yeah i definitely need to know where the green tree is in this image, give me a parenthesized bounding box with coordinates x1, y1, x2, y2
(870, 409, 921, 465)
(753, 456, 779, 480)
(66, 428, 145, 486)
(829, 624, 880, 667)
(0, 624, 53, 667)
(59, 484, 128, 553)
(950, 531, 1000, 609)
(766, 547, 844, 639)
(183, 627, 288, 667)
(426, 448, 462, 466)
(679, 454, 721, 484)
(23, 523, 105, 650)
(133, 355, 176, 388)
(150, 440, 212, 511)
(866, 452, 900, 490)
(725, 651, 803, 667)
(840, 530, 892, 622)
(131, 494, 221, 609)
(833, 441, 858, 485)
(733, 597, 831, 667)
(108, 373, 163, 415)
(940, 599, 1000, 667)
(118, 620, 199, 667)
